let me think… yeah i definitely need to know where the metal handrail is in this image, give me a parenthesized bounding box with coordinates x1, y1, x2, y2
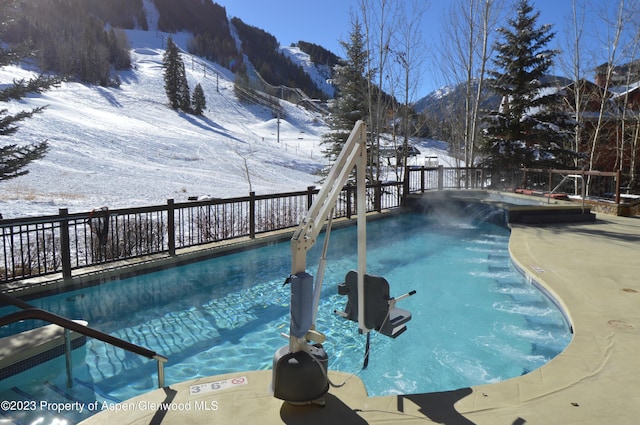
(0, 294, 168, 388)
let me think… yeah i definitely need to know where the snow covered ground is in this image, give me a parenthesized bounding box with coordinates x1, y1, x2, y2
(0, 29, 453, 219)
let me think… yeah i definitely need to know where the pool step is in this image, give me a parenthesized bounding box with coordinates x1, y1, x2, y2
(525, 315, 568, 330)
(488, 265, 512, 274)
(74, 377, 122, 404)
(86, 309, 217, 386)
(531, 341, 566, 358)
(87, 296, 288, 389)
(507, 293, 548, 309)
(0, 320, 88, 381)
(0, 377, 111, 425)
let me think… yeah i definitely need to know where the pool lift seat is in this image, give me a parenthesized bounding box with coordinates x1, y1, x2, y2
(336, 271, 415, 338)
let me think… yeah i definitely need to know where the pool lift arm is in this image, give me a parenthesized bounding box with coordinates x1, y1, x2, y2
(271, 120, 415, 405)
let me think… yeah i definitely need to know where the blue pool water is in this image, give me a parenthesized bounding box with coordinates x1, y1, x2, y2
(0, 212, 572, 424)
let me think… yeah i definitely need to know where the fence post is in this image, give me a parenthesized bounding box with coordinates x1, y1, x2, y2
(249, 192, 256, 239)
(167, 199, 175, 256)
(420, 166, 425, 192)
(59, 208, 72, 280)
(375, 181, 382, 212)
(64, 328, 73, 388)
(437, 166, 444, 190)
(345, 183, 352, 219)
(306, 186, 315, 210)
(615, 170, 621, 204)
(402, 167, 410, 206)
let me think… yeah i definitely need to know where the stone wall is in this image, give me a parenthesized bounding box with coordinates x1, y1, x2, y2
(577, 198, 640, 216)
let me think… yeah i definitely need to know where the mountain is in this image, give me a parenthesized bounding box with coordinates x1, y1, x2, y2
(0, 0, 339, 99)
(413, 81, 500, 118)
(414, 75, 574, 140)
(0, 28, 329, 219)
(0, 1, 456, 219)
(0, 38, 453, 220)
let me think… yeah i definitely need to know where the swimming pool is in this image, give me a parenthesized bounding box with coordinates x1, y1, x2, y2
(0, 211, 572, 424)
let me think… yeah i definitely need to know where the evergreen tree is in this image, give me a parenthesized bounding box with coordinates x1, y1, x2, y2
(162, 36, 190, 111)
(0, 49, 49, 182)
(0, 75, 59, 102)
(1, 0, 133, 85)
(0, 126, 49, 181)
(321, 19, 369, 168)
(108, 28, 132, 70)
(192, 83, 206, 115)
(177, 61, 191, 113)
(481, 0, 574, 180)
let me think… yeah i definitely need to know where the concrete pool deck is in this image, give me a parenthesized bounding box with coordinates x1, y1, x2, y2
(79, 213, 640, 425)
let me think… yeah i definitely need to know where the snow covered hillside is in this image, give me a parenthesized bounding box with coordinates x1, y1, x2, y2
(0, 31, 326, 218)
(0, 30, 453, 219)
(280, 46, 335, 98)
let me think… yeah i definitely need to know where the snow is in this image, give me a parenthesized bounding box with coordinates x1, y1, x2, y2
(280, 45, 335, 98)
(0, 29, 453, 219)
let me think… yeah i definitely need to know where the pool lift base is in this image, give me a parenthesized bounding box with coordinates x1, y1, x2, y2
(272, 341, 328, 406)
(271, 121, 415, 405)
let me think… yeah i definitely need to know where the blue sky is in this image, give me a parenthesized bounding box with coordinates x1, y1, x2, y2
(220, 1, 615, 97)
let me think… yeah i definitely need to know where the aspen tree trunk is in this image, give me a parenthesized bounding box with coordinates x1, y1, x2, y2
(393, 0, 427, 184)
(439, 0, 502, 183)
(588, 1, 627, 195)
(358, 0, 400, 182)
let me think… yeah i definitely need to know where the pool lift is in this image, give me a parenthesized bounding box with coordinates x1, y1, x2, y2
(271, 120, 416, 405)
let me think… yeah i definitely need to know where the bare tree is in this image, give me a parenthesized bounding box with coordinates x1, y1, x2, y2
(231, 142, 255, 193)
(630, 85, 640, 189)
(390, 0, 428, 181)
(568, 0, 587, 170)
(628, 26, 640, 189)
(358, 0, 401, 181)
(588, 1, 638, 177)
(558, 0, 589, 195)
(615, 30, 640, 175)
(438, 0, 504, 176)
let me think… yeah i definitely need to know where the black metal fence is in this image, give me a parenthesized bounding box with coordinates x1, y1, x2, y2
(0, 166, 486, 284)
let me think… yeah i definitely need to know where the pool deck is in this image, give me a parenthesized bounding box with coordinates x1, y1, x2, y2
(80, 213, 640, 425)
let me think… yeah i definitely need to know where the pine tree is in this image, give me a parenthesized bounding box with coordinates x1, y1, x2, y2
(0, 107, 49, 181)
(108, 28, 132, 70)
(192, 83, 206, 115)
(177, 61, 191, 113)
(162, 37, 180, 109)
(481, 0, 574, 179)
(0, 49, 49, 181)
(0, 133, 48, 181)
(321, 18, 369, 168)
(163, 36, 190, 111)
